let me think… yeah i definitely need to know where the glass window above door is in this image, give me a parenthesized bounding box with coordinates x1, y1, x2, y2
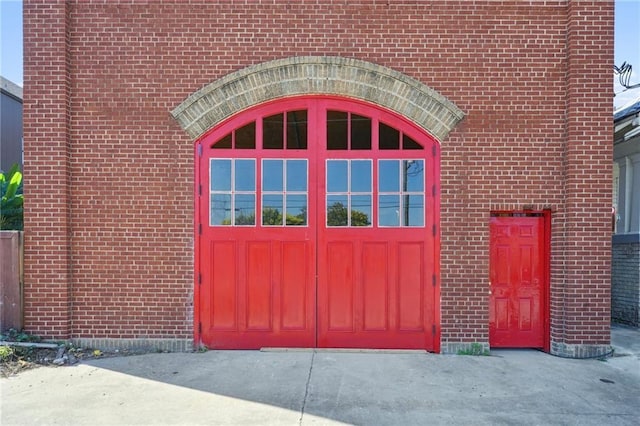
(211, 110, 308, 150)
(378, 160, 425, 227)
(262, 159, 308, 226)
(326, 160, 373, 227)
(210, 159, 256, 226)
(204, 99, 434, 230)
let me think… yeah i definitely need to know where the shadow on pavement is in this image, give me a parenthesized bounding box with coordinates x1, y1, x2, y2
(2, 327, 639, 425)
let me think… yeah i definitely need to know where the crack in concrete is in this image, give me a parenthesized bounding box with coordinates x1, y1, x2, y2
(299, 350, 315, 425)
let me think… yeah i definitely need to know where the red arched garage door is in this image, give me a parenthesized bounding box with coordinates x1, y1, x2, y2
(195, 97, 440, 350)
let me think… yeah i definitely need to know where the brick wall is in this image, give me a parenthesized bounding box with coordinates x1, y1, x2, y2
(23, 0, 613, 354)
(23, 0, 72, 339)
(612, 240, 640, 326)
(551, 0, 613, 356)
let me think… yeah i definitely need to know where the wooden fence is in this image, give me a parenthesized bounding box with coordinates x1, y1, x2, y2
(0, 231, 23, 332)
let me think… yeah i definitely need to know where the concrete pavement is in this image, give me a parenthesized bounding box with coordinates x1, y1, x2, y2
(1, 326, 638, 425)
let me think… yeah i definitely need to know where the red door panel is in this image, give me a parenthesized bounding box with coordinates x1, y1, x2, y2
(280, 242, 309, 331)
(318, 230, 434, 349)
(489, 215, 546, 348)
(326, 241, 355, 331)
(201, 238, 316, 348)
(397, 242, 425, 331)
(362, 242, 388, 331)
(245, 241, 272, 330)
(210, 241, 237, 330)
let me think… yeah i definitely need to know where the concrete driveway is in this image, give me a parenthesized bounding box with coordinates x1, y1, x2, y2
(1, 325, 638, 425)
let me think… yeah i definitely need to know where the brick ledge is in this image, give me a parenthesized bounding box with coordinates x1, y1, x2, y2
(550, 342, 612, 359)
(71, 338, 194, 353)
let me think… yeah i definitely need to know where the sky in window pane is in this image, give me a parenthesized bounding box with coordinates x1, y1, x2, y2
(327, 160, 348, 192)
(379, 160, 400, 192)
(287, 160, 307, 192)
(405, 160, 424, 192)
(351, 160, 371, 192)
(211, 194, 231, 225)
(234, 194, 255, 225)
(406, 195, 424, 226)
(235, 159, 255, 191)
(263, 160, 283, 192)
(211, 159, 232, 191)
(379, 194, 400, 226)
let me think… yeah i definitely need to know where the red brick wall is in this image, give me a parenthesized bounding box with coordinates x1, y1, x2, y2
(23, 0, 72, 339)
(23, 0, 613, 348)
(556, 0, 613, 347)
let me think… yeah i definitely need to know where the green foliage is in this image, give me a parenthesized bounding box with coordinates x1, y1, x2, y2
(327, 202, 370, 227)
(0, 330, 42, 364)
(457, 342, 490, 356)
(1, 328, 41, 343)
(262, 208, 282, 225)
(222, 213, 255, 225)
(262, 207, 306, 226)
(235, 213, 255, 225)
(0, 346, 13, 361)
(0, 164, 24, 230)
(285, 213, 305, 226)
(327, 202, 348, 226)
(350, 210, 371, 227)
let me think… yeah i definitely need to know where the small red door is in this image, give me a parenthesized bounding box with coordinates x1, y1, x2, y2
(489, 214, 547, 348)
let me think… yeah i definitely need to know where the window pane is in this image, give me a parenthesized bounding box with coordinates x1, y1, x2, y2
(263, 160, 283, 192)
(327, 195, 348, 226)
(235, 159, 255, 191)
(351, 114, 371, 150)
(236, 122, 256, 149)
(351, 160, 371, 192)
(286, 160, 307, 192)
(287, 110, 308, 149)
(404, 160, 424, 192)
(263, 113, 284, 149)
(327, 110, 348, 150)
(379, 123, 399, 150)
(379, 160, 400, 192)
(327, 160, 348, 192)
(286, 194, 307, 226)
(402, 134, 422, 150)
(212, 133, 232, 149)
(379, 195, 400, 226)
(262, 194, 283, 225)
(405, 195, 424, 226)
(211, 194, 231, 225)
(211, 159, 232, 191)
(235, 194, 255, 225)
(351, 195, 372, 226)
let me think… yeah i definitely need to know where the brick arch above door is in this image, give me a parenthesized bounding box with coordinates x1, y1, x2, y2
(171, 56, 465, 142)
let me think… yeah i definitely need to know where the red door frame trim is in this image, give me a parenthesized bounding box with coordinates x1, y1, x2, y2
(433, 143, 441, 353)
(489, 209, 551, 352)
(194, 142, 202, 347)
(543, 210, 550, 353)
